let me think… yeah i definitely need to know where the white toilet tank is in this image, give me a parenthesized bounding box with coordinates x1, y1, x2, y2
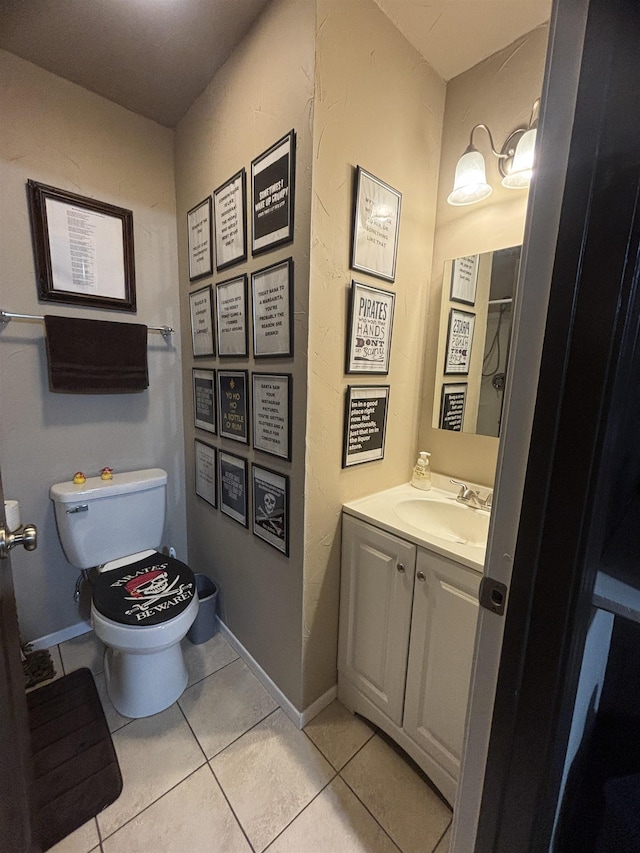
(50, 468, 168, 569)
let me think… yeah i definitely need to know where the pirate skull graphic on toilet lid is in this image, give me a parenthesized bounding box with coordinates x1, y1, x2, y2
(93, 552, 195, 626)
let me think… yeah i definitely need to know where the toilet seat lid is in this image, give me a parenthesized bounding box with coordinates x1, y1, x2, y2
(92, 552, 195, 627)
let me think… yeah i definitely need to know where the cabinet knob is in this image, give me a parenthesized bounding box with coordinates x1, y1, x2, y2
(416, 570, 426, 582)
(397, 563, 405, 573)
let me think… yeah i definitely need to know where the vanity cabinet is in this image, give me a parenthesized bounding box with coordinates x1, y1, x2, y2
(338, 514, 481, 805)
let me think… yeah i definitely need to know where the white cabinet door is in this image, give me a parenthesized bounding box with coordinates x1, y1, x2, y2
(338, 515, 416, 725)
(403, 549, 481, 781)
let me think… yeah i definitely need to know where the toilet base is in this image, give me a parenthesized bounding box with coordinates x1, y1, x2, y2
(104, 642, 189, 718)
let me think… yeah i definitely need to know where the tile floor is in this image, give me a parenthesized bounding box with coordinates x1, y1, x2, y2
(34, 631, 452, 853)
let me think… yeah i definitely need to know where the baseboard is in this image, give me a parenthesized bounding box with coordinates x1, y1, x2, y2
(28, 620, 91, 651)
(215, 617, 336, 729)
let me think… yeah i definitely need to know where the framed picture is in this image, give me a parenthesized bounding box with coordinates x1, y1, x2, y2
(190, 285, 215, 357)
(27, 180, 136, 311)
(445, 309, 475, 375)
(342, 385, 390, 468)
(251, 130, 296, 255)
(439, 383, 468, 431)
(450, 255, 479, 305)
(350, 166, 402, 283)
(219, 450, 248, 527)
(252, 464, 289, 556)
(252, 259, 293, 357)
(193, 368, 216, 434)
(213, 169, 247, 271)
(218, 369, 249, 443)
(216, 274, 249, 357)
(187, 196, 213, 281)
(194, 440, 217, 507)
(252, 373, 292, 460)
(346, 281, 395, 374)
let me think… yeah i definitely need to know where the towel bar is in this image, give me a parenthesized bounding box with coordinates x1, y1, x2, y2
(0, 310, 173, 337)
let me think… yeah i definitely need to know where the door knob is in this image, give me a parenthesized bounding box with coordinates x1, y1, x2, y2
(0, 523, 37, 560)
(397, 563, 405, 573)
(416, 570, 426, 582)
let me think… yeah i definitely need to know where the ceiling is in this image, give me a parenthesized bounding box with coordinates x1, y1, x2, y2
(0, 0, 550, 128)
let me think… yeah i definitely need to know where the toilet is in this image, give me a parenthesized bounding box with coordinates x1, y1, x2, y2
(50, 468, 198, 718)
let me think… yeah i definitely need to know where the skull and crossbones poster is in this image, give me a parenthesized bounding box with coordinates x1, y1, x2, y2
(252, 465, 289, 555)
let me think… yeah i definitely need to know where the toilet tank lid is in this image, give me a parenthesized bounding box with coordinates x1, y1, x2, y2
(50, 468, 167, 503)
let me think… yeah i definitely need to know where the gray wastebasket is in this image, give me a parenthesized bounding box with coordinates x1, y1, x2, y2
(187, 574, 218, 644)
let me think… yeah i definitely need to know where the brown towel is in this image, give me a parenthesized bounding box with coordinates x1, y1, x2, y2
(44, 315, 149, 393)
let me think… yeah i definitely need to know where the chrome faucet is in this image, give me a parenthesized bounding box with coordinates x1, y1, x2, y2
(450, 479, 492, 510)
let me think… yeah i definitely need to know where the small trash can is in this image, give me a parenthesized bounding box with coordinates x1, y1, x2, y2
(187, 574, 218, 645)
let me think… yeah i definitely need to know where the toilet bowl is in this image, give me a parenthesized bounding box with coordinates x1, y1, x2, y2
(50, 469, 198, 718)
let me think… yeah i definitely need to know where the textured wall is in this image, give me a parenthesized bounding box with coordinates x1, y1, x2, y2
(304, 0, 446, 706)
(174, 0, 315, 709)
(0, 50, 185, 642)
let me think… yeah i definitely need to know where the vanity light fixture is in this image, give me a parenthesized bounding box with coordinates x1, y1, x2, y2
(447, 99, 540, 206)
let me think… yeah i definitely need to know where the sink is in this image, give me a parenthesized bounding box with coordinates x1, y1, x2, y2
(394, 498, 489, 548)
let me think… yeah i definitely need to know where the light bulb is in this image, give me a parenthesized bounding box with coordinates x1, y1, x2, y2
(502, 128, 537, 189)
(447, 148, 492, 206)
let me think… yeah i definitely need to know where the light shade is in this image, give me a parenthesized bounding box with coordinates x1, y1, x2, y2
(447, 148, 493, 206)
(502, 128, 537, 189)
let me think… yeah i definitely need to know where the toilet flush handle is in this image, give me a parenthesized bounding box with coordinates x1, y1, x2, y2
(66, 504, 88, 514)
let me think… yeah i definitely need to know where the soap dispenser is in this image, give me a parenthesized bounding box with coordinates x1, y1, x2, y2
(411, 451, 432, 490)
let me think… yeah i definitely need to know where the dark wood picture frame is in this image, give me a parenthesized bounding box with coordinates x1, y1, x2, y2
(190, 284, 215, 357)
(219, 450, 248, 527)
(187, 196, 213, 281)
(194, 439, 217, 508)
(346, 280, 395, 374)
(27, 180, 136, 311)
(214, 169, 247, 272)
(251, 258, 294, 358)
(350, 166, 402, 283)
(251, 130, 296, 256)
(216, 274, 249, 358)
(217, 369, 249, 444)
(252, 373, 292, 461)
(342, 384, 390, 468)
(439, 382, 468, 431)
(252, 463, 289, 556)
(193, 368, 216, 434)
(444, 309, 475, 375)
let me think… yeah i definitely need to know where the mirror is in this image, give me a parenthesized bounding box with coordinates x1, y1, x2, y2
(432, 244, 522, 438)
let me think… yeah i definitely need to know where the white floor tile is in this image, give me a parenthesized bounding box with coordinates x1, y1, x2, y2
(102, 765, 251, 853)
(211, 708, 335, 852)
(266, 776, 398, 853)
(304, 700, 374, 770)
(93, 671, 133, 733)
(59, 631, 105, 676)
(182, 631, 239, 687)
(97, 702, 205, 839)
(180, 657, 277, 758)
(47, 818, 100, 853)
(341, 735, 451, 853)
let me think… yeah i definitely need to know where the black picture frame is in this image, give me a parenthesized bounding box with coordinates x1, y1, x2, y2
(27, 180, 136, 311)
(439, 382, 468, 431)
(190, 285, 215, 357)
(216, 274, 249, 358)
(252, 258, 293, 358)
(218, 369, 249, 444)
(187, 196, 213, 281)
(213, 169, 247, 272)
(194, 440, 217, 507)
(251, 130, 296, 256)
(350, 166, 402, 283)
(445, 309, 475, 375)
(252, 464, 289, 556)
(450, 255, 479, 306)
(346, 280, 395, 374)
(252, 373, 292, 461)
(193, 368, 216, 434)
(219, 450, 248, 527)
(342, 385, 390, 468)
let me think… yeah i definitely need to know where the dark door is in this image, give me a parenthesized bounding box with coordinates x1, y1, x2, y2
(475, 0, 640, 849)
(0, 470, 37, 851)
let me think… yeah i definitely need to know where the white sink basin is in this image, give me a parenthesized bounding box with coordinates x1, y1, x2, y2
(394, 498, 489, 548)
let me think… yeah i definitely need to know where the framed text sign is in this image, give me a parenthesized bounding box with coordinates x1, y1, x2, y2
(445, 309, 475, 375)
(193, 368, 216, 434)
(216, 274, 248, 357)
(194, 440, 217, 507)
(252, 259, 293, 357)
(27, 180, 136, 311)
(252, 373, 291, 460)
(350, 167, 401, 283)
(213, 169, 247, 271)
(346, 281, 395, 374)
(450, 255, 479, 305)
(439, 383, 467, 431)
(342, 385, 390, 468)
(219, 450, 248, 527)
(190, 285, 215, 357)
(187, 196, 213, 281)
(252, 464, 289, 556)
(251, 130, 295, 255)
(218, 369, 249, 444)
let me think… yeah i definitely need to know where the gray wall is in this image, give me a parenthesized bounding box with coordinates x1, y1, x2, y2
(0, 49, 186, 643)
